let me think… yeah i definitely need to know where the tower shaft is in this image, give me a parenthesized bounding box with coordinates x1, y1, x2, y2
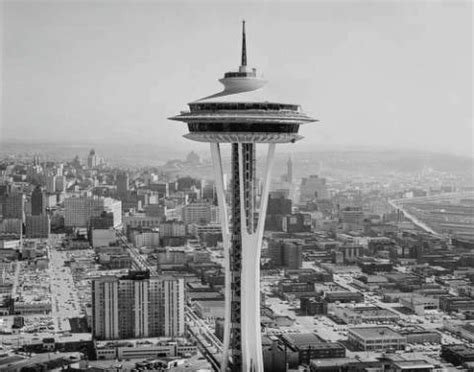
(230, 143, 256, 370)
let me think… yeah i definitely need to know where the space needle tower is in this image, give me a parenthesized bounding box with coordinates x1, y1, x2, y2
(170, 22, 317, 372)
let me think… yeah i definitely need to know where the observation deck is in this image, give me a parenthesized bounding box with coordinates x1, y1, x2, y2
(169, 22, 317, 144)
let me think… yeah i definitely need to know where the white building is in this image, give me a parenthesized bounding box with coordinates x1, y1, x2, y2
(159, 221, 186, 237)
(133, 231, 160, 248)
(182, 202, 218, 225)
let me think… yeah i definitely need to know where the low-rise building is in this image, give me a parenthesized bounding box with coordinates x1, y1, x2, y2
(441, 344, 474, 366)
(333, 306, 399, 325)
(300, 296, 328, 316)
(281, 333, 345, 365)
(348, 326, 406, 351)
(400, 295, 439, 316)
(324, 291, 364, 304)
(95, 338, 197, 360)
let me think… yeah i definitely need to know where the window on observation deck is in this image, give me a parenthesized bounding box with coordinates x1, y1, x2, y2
(190, 103, 299, 112)
(188, 123, 299, 133)
(223, 71, 257, 78)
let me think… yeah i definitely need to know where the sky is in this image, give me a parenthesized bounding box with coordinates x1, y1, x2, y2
(0, 0, 472, 156)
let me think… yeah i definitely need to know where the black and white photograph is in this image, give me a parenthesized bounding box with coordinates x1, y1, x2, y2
(0, 1, 472, 371)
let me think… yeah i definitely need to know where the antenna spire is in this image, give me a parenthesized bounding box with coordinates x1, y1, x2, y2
(241, 20, 247, 66)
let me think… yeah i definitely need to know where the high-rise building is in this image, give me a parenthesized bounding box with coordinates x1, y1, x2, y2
(64, 197, 122, 228)
(45, 175, 56, 193)
(92, 272, 184, 340)
(286, 156, 293, 183)
(87, 149, 99, 169)
(282, 213, 312, 233)
(282, 242, 303, 269)
(2, 194, 25, 221)
(25, 215, 50, 238)
(116, 173, 129, 196)
(31, 186, 45, 216)
(300, 175, 329, 202)
(54, 175, 66, 192)
(266, 240, 302, 269)
(91, 276, 119, 340)
(170, 22, 316, 371)
(265, 193, 292, 231)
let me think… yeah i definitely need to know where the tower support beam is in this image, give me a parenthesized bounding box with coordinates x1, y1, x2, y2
(210, 143, 231, 372)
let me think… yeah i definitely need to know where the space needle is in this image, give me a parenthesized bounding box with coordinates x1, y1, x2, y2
(170, 22, 317, 372)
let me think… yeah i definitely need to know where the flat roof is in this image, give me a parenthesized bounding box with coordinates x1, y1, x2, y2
(349, 327, 403, 339)
(391, 360, 434, 369)
(281, 333, 326, 347)
(310, 358, 358, 367)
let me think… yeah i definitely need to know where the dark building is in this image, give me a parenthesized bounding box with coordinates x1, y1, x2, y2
(2, 193, 25, 220)
(281, 333, 345, 365)
(268, 194, 292, 215)
(265, 193, 292, 231)
(439, 296, 474, 313)
(283, 213, 312, 233)
(358, 257, 393, 274)
(324, 291, 364, 303)
(263, 337, 299, 372)
(285, 269, 333, 283)
(441, 345, 474, 366)
(278, 281, 316, 297)
(267, 240, 302, 269)
(116, 172, 129, 196)
(90, 212, 115, 229)
(300, 296, 328, 316)
(31, 186, 45, 215)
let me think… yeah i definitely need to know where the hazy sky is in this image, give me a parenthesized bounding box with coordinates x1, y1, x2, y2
(1, 0, 472, 156)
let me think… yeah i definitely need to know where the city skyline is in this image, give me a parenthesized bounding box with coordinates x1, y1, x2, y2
(1, 2, 474, 371)
(1, 1, 472, 157)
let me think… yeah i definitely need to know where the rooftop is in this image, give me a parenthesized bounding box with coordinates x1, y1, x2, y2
(348, 326, 403, 339)
(281, 333, 326, 348)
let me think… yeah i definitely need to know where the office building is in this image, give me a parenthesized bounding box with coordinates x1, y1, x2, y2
(159, 221, 186, 237)
(133, 231, 160, 248)
(341, 206, 365, 231)
(0, 219, 22, 235)
(45, 175, 56, 193)
(116, 173, 129, 196)
(92, 272, 184, 340)
(281, 333, 345, 365)
(282, 213, 312, 233)
(348, 327, 406, 351)
(300, 175, 329, 202)
(170, 22, 316, 371)
(300, 297, 328, 316)
(64, 197, 122, 228)
(31, 186, 45, 216)
(267, 240, 302, 269)
(2, 193, 25, 221)
(182, 202, 218, 225)
(87, 149, 99, 169)
(25, 215, 50, 238)
(54, 175, 66, 192)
